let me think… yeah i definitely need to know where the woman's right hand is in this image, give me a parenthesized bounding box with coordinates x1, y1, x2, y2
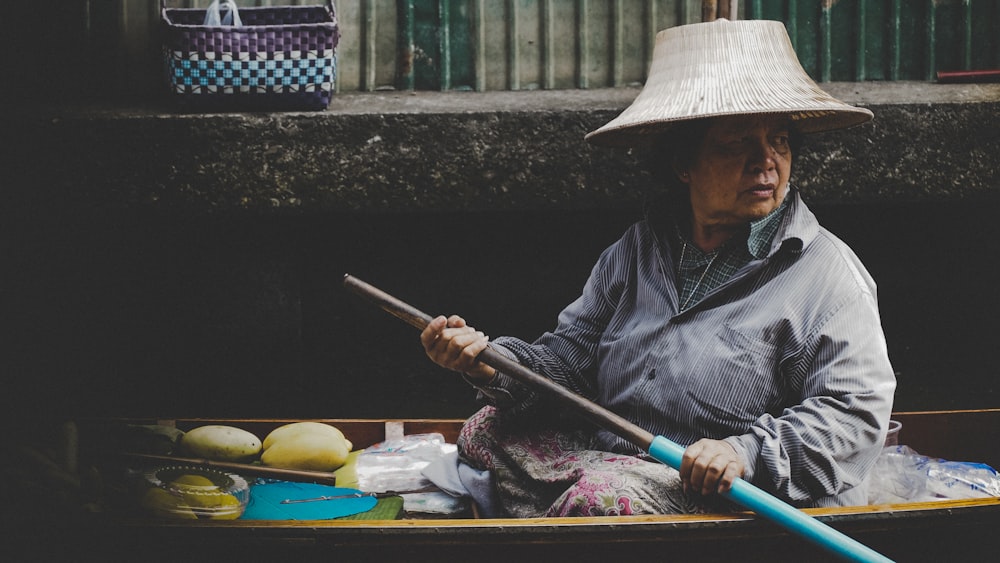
(420, 315, 497, 384)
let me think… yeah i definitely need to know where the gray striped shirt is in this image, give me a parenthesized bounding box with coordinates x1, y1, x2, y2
(477, 189, 896, 507)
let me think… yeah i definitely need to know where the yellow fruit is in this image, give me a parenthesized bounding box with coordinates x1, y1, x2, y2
(260, 422, 353, 472)
(169, 475, 220, 509)
(178, 487, 238, 511)
(262, 422, 348, 450)
(206, 495, 242, 520)
(171, 474, 216, 487)
(261, 432, 349, 472)
(141, 487, 197, 519)
(179, 425, 262, 462)
(161, 474, 243, 518)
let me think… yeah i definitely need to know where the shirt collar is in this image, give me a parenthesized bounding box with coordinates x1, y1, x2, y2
(746, 196, 789, 259)
(668, 191, 790, 260)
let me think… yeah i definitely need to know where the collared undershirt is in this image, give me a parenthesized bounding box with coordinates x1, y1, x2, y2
(675, 197, 788, 311)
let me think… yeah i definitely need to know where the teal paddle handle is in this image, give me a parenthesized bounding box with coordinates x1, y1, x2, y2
(648, 436, 894, 563)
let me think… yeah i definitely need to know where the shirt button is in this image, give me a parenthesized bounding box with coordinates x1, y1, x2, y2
(647, 369, 656, 380)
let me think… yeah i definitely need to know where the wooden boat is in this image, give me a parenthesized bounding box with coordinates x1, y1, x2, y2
(9, 409, 1000, 562)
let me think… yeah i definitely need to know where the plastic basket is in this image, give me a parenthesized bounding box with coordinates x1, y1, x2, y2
(161, 0, 339, 112)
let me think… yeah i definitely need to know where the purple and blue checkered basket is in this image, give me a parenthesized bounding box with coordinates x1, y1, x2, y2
(161, 1, 339, 111)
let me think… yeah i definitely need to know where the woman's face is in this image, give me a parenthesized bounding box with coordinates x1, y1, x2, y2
(678, 115, 792, 230)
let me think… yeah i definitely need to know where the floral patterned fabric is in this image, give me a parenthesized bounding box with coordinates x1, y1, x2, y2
(458, 405, 737, 517)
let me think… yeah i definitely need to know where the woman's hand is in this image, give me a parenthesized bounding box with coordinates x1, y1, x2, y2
(420, 315, 497, 383)
(680, 438, 745, 496)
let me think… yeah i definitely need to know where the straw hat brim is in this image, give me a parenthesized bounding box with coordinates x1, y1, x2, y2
(585, 19, 874, 148)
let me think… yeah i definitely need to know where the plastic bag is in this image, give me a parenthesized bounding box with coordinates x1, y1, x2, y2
(356, 433, 453, 493)
(355, 433, 467, 514)
(868, 444, 1000, 504)
(204, 0, 243, 27)
(394, 491, 468, 515)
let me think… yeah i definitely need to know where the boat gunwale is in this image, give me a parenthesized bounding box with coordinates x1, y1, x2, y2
(105, 495, 1000, 531)
(79, 408, 1000, 531)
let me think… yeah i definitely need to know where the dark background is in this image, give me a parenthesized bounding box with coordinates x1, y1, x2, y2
(3, 197, 996, 421)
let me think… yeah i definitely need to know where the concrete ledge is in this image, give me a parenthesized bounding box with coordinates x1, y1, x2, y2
(5, 83, 999, 215)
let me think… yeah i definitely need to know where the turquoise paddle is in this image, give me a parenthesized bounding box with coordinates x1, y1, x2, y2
(343, 274, 894, 563)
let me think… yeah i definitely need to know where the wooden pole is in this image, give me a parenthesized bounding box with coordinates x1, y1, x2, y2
(702, 0, 718, 22)
(123, 452, 339, 486)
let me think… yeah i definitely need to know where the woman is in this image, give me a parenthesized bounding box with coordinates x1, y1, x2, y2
(421, 19, 896, 517)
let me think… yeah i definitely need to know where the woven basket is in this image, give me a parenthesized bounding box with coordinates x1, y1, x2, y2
(161, 0, 339, 112)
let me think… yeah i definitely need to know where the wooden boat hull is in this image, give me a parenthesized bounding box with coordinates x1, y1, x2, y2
(30, 496, 1000, 562)
(9, 410, 999, 562)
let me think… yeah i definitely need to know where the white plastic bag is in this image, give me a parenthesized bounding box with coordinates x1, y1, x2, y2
(868, 444, 1000, 504)
(204, 0, 243, 27)
(355, 433, 467, 514)
(356, 433, 453, 493)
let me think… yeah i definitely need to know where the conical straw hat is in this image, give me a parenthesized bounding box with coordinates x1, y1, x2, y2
(585, 19, 874, 147)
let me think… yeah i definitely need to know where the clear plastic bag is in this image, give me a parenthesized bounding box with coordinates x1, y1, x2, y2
(356, 433, 454, 493)
(395, 491, 468, 515)
(868, 444, 1000, 504)
(355, 433, 466, 514)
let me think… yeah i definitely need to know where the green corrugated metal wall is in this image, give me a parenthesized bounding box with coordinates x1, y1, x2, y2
(384, 0, 698, 92)
(749, 0, 1000, 82)
(67, 0, 1000, 99)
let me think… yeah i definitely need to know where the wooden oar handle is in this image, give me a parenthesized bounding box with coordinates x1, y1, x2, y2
(343, 274, 434, 331)
(343, 274, 654, 449)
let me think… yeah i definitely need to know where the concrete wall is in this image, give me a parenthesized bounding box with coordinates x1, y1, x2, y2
(2, 84, 999, 420)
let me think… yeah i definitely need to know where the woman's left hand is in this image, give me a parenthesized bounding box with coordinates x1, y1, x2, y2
(680, 438, 745, 496)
